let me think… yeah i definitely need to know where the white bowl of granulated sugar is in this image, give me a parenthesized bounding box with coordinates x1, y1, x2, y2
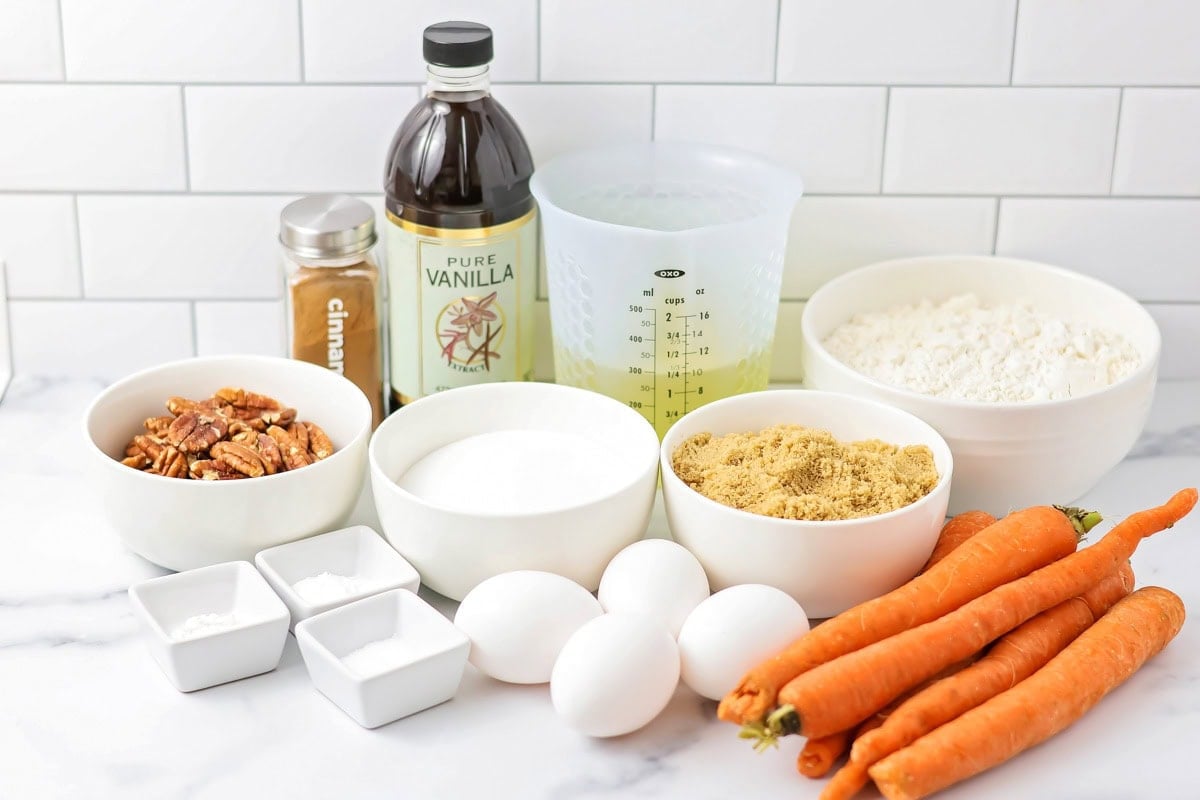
(368, 382, 661, 601)
(800, 255, 1161, 515)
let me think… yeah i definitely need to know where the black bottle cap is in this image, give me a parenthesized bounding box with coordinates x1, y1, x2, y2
(423, 21, 493, 68)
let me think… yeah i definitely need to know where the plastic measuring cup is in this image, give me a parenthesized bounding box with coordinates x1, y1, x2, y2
(532, 142, 803, 437)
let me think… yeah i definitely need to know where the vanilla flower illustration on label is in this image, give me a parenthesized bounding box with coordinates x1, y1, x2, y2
(437, 291, 506, 369)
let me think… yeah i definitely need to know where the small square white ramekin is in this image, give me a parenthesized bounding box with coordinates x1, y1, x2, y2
(294, 588, 469, 729)
(254, 525, 420, 630)
(128, 560, 290, 692)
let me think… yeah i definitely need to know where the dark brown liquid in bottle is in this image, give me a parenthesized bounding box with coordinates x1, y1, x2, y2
(384, 94, 534, 228)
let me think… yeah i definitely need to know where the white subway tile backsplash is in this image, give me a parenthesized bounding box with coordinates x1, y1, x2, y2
(783, 196, 997, 298)
(1013, 0, 1200, 86)
(0, 0, 63, 80)
(61, 0, 300, 83)
(1146, 304, 1200, 380)
(777, 0, 1015, 85)
(654, 86, 885, 194)
(884, 89, 1119, 195)
(0, 86, 186, 191)
(540, 0, 777, 83)
(78, 196, 287, 300)
(0, 3, 1198, 386)
(1113, 90, 1200, 196)
(995, 199, 1200, 303)
(302, 0, 537, 83)
(9, 301, 193, 378)
(186, 86, 416, 192)
(497, 84, 651, 166)
(0, 196, 79, 298)
(195, 301, 286, 358)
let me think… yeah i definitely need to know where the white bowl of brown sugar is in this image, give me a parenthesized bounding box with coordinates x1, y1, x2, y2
(660, 390, 953, 618)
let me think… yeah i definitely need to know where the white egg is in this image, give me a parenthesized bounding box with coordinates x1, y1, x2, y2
(677, 584, 810, 701)
(453, 571, 602, 684)
(598, 539, 710, 638)
(551, 614, 680, 737)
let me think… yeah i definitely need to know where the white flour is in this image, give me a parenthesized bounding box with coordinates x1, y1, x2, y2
(822, 293, 1142, 403)
(342, 635, 424, 677)
(292, 571, 365, 606)
(174, 612, 238, 640)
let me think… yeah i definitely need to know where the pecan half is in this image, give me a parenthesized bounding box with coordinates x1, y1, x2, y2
(209, 441, 266, 478)
(267, 425, 312, 471)
(121, 454, 151, 469)
(255, 432, 284, 475)
(303, 421, 334, 460)
(148, 445, 188, 478)
(287, 421, 309, 452)
(131, 434, 167, 460)
(189, 458, 247, 481)
(143, 415, 174, 437)
(230, 427, 259, 446)
(166, 412, 229, 454)
(216, 387, 295, 427)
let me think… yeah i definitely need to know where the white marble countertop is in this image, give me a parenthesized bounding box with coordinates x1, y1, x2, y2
(2, 375, 1198, 800)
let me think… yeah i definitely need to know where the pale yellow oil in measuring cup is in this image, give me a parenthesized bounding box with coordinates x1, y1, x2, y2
(532, 142, 802, 437)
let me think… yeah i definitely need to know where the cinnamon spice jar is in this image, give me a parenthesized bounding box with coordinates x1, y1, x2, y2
(281, 195, 385, 427)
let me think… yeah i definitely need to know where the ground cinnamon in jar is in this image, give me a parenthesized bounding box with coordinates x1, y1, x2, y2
(281, 195, 385, 427)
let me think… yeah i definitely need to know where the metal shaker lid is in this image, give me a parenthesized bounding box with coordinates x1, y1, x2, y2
(279, 194, 377, 260)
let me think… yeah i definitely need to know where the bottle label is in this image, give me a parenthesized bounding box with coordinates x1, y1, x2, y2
(386, 208, 537, 403)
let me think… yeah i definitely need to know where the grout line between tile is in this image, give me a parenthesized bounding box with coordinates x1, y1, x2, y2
(178, 86, 192, 191)
(536, 0, 542, 81)
(4, 79, 1197, 89)
(54, 0, 68, 79)
(878, 87, 891, 193)
(772, 0, 783, 83)
(1109, 88, 1125, 194)
(991, 197, 1003, 253)
(650, 85, 657, 139)
(296, 0, 306, 82)
(1008, 0, 1021, 85)
(2, 190, 1199, 201)
(188, 301, 198, 355)
(72, 194, 85, 297)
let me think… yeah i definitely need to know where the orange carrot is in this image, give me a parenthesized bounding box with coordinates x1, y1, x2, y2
(921, 510, 996, 571)
(797, 730, 851, 778)
(720, 506, 1087, 727)
(819, 561, 1135, 800)
(870, 586, 1186, 800)
(775, 489, 1195, 740)
(795, 513, 997, 779)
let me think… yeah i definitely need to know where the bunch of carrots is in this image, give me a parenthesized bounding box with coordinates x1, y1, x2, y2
(718, 487, 1197, 800)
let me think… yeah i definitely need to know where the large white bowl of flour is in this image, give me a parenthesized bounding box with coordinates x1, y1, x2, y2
(801, 255, 1161, 514)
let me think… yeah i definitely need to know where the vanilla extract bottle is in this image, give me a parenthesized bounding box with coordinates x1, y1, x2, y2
(384, 21, 536, 408)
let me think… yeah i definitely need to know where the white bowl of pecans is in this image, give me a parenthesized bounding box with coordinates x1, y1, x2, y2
(83, 355, 372, 571)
